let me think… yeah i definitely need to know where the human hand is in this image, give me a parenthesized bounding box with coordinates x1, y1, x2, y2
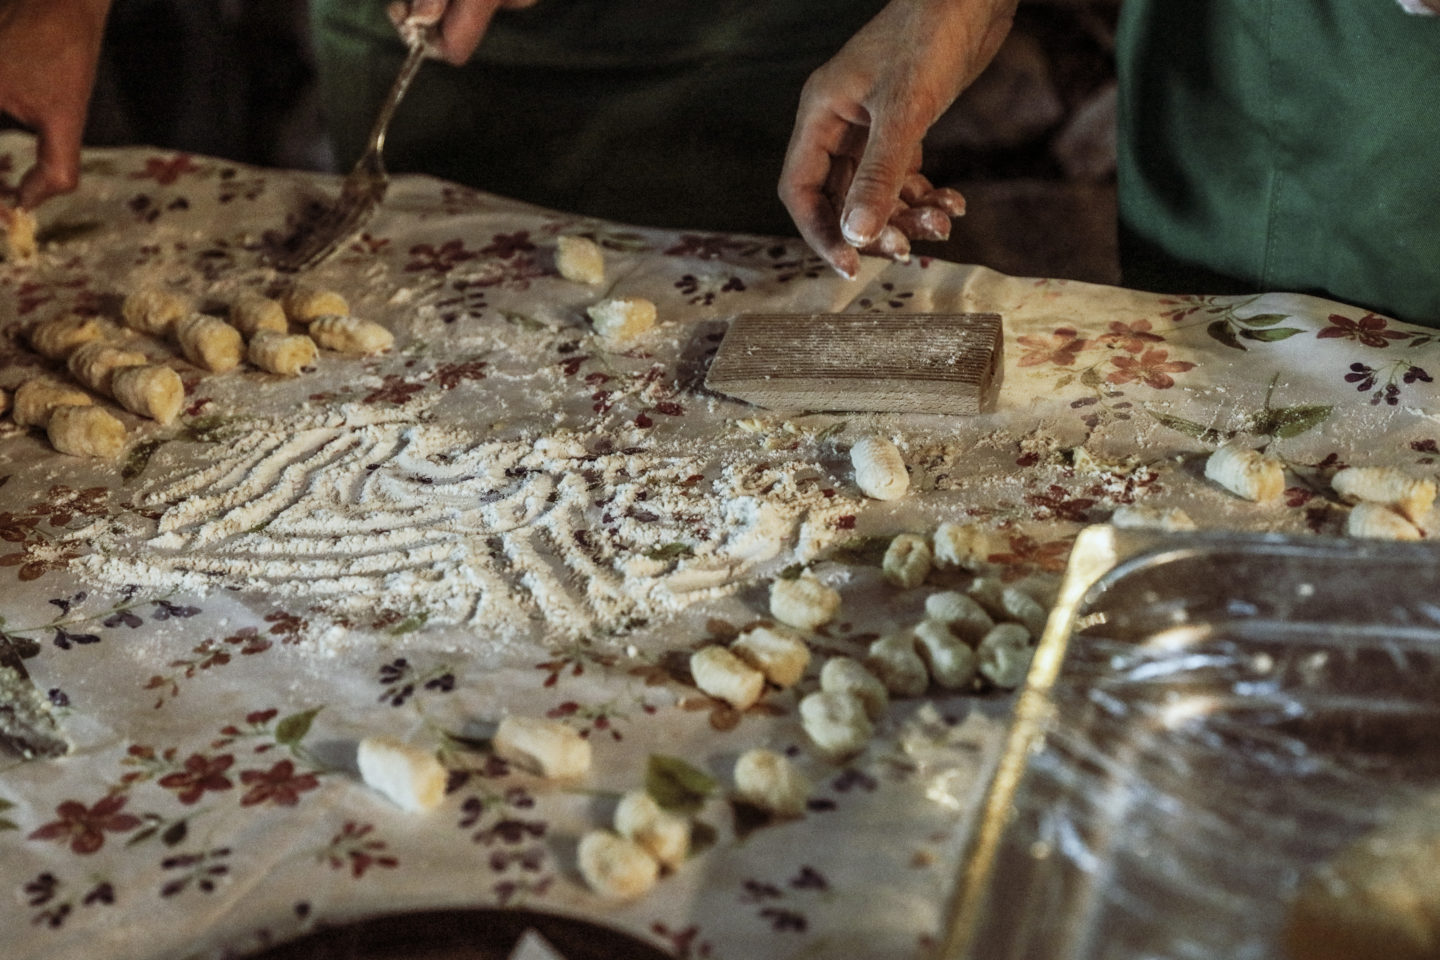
(779, 0, 1017, 278)
(386, 0, 539, 66)
(0, 0, 111, 209)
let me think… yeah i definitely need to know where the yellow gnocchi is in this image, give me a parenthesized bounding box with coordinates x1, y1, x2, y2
(768, 574, 840, 632)
(282, 283, 349, 323)
(248, 330, 318, 376)
(850, 435, 909, 501)
(492, 715, 592, 780)
(122, 286, 192, 337)
(67, 341, 147, 395)
(932, 521, 989, 569)
(882, 532, 932, 588)
(690, 645, 765, 710)
(577, 829, 659, 900)
(613, 791, 689, 870)
(1110, 504, 1197, 531)
(229, 290, 290, 338)
(309, 314, 394, 355)
(1331, 466, 1436, 523)
(1, 205, 38, 261)
(1205, 442, 1285, 502)
(29, 314, 109, 360)
(730, 625, 810, 688)
(356, 736, 446, 813)
(175, 313, 244, 372)
(1345, 501, 1423, 541)
(111, 364, 184, 424)
(46, 404, 126, 459)
(556, 235, 606, 285)
(733, 748, 811, 817)
(12, 378, 92, 429)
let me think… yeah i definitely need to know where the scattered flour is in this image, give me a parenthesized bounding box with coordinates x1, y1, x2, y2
(69, 402, 859, 644)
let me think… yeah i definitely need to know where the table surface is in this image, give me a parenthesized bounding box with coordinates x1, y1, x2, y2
(2, 132, 1438, 960)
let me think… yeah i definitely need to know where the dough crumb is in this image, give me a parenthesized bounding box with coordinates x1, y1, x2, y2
(556, 235, 605, 285)
(587, 298, 656, 343)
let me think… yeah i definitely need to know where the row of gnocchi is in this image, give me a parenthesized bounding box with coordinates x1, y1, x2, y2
(355, 712, 809, 902)
(4, 282, 393, 458)
(1205, 442, 1436, 539)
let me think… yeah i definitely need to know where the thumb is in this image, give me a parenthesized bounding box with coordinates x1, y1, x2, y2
(840, 113, 918, 247)
(433, 0, 510, 65)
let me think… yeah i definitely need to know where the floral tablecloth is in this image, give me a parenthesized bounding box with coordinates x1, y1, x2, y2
(2, 131, 1438, 960)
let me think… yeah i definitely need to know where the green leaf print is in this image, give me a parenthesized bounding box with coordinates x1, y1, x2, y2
(646, 754, 718, 814)
(1207, 319, 1246, 351)
(1145, 409, 1231, 445)
(275, 707, 323, 746)
(1239, 327, 1303, 343)
(1250, 404, 1333, 439)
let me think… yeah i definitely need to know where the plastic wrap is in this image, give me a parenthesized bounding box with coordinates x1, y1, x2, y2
(944, 526, 1440, 960)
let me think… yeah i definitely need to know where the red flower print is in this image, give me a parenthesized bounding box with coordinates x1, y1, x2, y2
(664, 234, 743, 260)
(158, 753, 235, 804)
(1316, 312, 1410, 348)
(1017, 327, 1089, 367)
(132, 154, 200, 185)
(1106, 348, 1195, 389)
(29, 795, 142, 854)
(240, 760, 321, 807)
(322, 821, 399, 878)
(405, 239, 480, 273)
(363, 374, 425, 405)
(986, 533, 1075, 577)
(1096, 319, 1164, 353)
(479, 230, 535, 259)
(431, 359, 489, 390)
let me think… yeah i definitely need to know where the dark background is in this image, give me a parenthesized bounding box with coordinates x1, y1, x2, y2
(80, 0, 1121, 282)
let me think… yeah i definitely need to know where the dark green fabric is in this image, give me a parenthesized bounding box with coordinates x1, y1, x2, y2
(308, 0, 884, 234)
(1116, 0, 1440, 326)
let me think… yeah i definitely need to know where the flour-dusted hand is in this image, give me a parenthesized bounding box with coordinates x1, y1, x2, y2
(0, 0, 111, 209)
(779, 0, 1016, 278)
(386, 0, 539, 65)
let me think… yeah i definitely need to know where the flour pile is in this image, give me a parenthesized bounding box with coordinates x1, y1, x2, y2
(70, 403, 857, 641)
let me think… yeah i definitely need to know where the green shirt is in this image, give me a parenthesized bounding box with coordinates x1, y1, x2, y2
(1116, 0, 1440, 325)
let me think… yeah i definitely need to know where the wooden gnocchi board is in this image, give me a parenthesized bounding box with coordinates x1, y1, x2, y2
(704, 312, 1003, 415)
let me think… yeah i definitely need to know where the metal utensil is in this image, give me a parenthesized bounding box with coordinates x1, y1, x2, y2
(271, 24, 436, 272)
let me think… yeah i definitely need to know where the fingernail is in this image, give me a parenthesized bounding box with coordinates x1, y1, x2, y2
(841, 207, 882, 246)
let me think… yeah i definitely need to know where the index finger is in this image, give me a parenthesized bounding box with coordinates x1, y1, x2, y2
(779, 106, 861, 280)
(19, 112, 84, 209)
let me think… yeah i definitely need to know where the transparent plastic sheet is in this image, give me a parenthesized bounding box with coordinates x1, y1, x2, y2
(944, 526, 1440, 960)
